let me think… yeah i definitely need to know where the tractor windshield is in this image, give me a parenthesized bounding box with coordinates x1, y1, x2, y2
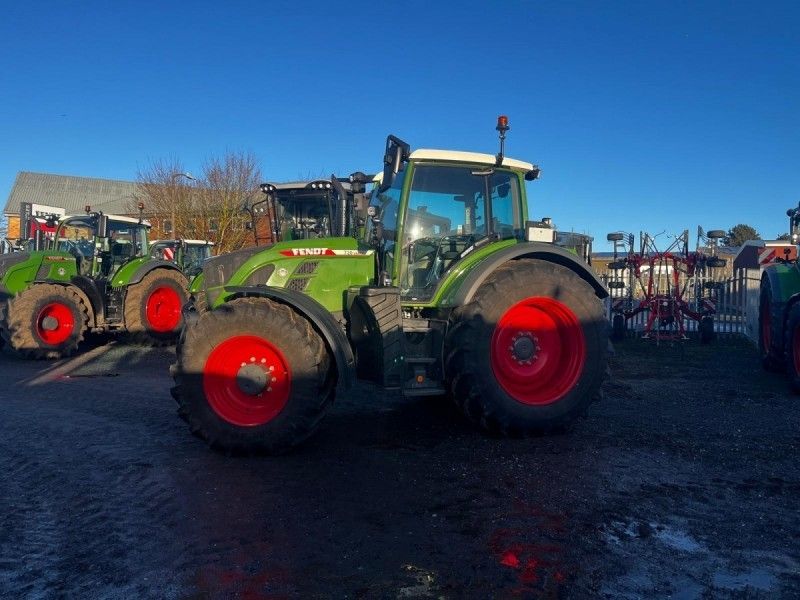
(184, 244, 212, 273)
(399, 165, 521, 301)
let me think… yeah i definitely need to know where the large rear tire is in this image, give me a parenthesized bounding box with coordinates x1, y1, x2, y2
(124, 269, 188, 345)
(445, 259, 608, 436)
(171, 297, 335, 454)
(759, 278, 783, 372)
(1, 284, 89, 359)
(784, 303, 800, 393)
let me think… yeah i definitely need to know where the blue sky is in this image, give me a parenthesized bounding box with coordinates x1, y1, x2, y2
(1, 0, 798, 249)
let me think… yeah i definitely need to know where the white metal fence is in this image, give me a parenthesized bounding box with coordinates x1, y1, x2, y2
(603, 268, 762, 342)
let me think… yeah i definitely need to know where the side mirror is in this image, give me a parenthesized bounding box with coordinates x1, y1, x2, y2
(97, 214, 109, 238)
(525, 167, 541, 181)
(379, 135, 410, 193)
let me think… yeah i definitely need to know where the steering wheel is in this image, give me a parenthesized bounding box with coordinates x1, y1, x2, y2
(416, 234, 476, 288)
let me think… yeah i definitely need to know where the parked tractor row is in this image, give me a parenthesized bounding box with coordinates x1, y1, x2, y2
(2, 117, 612, 454)
(0, 208, 192, 358)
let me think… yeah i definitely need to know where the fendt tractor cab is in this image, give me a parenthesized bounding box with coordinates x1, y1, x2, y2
(150, 239, 214, 278)
(172, 117, 609, 454)
(759, 201, 800, 389)
(0, 205, 189, 358)
(242, 178, 370, 244)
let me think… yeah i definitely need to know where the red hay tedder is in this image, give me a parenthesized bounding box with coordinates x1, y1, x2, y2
(607, 227, 728, 342)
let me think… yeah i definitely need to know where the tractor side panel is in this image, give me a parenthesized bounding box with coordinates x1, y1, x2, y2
(766, 263, 800, 304)
(0, 253, 44, 295)
(36, 254, 80, 283)
(217, 238, 374, 313)
(0, 251, 77, 295)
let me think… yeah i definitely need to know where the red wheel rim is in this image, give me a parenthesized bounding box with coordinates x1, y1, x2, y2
(761, 302, 771, 351)
(203, 335, 291, 426)
(145, 286, 182, 332)
(35, 302, 75, 345)
(793, 323, 800, 376)
(490, 297, 586, 405)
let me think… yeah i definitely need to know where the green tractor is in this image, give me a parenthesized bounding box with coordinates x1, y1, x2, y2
(759, 202, 800, 388)
(172, 117, 610, 453)
(150, 239, 214, 278)
(0, 208, 188, 358)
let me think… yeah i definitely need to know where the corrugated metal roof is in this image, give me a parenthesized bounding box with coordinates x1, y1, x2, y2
(3, 171, 140, 216)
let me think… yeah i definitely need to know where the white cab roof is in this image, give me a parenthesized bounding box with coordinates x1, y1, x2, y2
(152, 239, 214, 246)
(60, 213, 151, 227)
(409, 149, 534, 172)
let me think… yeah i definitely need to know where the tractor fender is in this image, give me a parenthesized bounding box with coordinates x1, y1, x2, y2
(452, 242, 609, 306)
(128, 260, 185, 286)
(224, 285, 355, 389)
(762, 265, 796, 349)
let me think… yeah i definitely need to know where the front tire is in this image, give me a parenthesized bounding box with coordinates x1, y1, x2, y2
(171, 298, 335, 454)
(445, 259, 608, 436)
(1, 284, 89, 359)
(124, 269, 188, 345)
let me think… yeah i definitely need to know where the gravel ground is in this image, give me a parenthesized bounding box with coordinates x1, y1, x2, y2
(0, 335, 798, 598)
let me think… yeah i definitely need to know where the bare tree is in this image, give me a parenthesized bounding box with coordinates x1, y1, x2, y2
(135, 151, 263, 254)
(199, 152, 262, 253)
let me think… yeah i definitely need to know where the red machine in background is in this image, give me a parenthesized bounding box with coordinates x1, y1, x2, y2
(607, 227, 727, 342)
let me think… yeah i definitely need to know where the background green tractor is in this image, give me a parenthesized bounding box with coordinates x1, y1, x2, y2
(759, 202, 800, 387)
(0, 208, 188, 358)
(150, 239, 214, 279)
(172, 117, 609, 453)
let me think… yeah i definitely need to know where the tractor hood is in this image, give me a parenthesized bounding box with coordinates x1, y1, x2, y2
(203, 245, 270, 290)
(0, 251, 32, 281)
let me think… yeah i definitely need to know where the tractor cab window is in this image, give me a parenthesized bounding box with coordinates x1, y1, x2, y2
(489, 172, 521, 239)
(399, 165, 500, 301)
(108, 222, 147, 266)
(57, 224, 95, 257)
(367, 168, 404, 282)
(184, 244, 212, 274)
(55, 218, 96, 275)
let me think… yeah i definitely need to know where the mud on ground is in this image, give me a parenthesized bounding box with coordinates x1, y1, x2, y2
(0, 336, 798, 598)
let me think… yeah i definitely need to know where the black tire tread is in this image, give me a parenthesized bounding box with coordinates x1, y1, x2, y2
(444, 259, 608, 437)
(124, 269, 188, 346)
(759, 277, 784, 372)
(1, 284, 90, 359)
(171, 297, 334, 454)
(784, 303, 800, 393)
